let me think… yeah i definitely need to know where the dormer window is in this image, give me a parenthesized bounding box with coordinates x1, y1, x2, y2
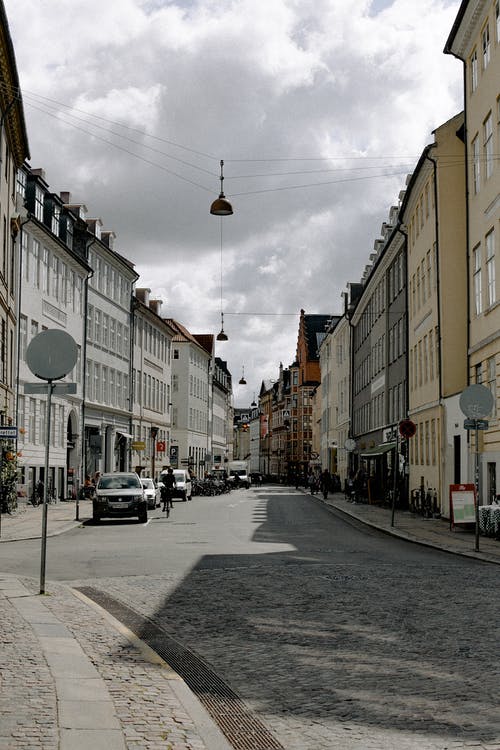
(16, 168, 26, 198)
(66, 217, 73, 250)
(52, 204, 60, 236)
(35, 185, 44, 221)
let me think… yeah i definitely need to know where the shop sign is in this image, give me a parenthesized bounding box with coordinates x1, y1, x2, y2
(132, 441, 145, 451)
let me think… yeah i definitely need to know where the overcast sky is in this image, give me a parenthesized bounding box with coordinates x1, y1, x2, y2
(6, 0, 463, 406)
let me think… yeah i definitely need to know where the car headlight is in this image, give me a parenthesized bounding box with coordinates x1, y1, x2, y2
(132, 494, 143, 502)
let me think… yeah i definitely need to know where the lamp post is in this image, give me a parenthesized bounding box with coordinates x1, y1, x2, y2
(150, 426, 159, 482)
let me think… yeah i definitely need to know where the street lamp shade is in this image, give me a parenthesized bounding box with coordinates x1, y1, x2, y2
(210, 159, 233, 216)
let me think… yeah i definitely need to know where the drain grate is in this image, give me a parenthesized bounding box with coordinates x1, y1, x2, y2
(76, 587, 284, 750)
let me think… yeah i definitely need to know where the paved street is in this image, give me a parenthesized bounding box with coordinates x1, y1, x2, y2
(1, 486, 500, 749)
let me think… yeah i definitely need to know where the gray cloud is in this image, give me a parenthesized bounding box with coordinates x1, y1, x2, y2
(6, 0, 463, 404)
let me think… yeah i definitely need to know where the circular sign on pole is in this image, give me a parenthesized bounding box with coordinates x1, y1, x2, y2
(399, 419, 416, 438)
(344, 438, 356, 451)
(459, 384, 494, 419)
(26, 329, 78, 381)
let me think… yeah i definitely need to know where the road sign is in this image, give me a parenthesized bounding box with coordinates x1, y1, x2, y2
(459, 384, 494, 419)
(464, 419, 489, 430)
(24, 382, 77, 395)
(0, 426, 17, 439)
(26, 329, 78, 380)
(399, 419, 416, 438)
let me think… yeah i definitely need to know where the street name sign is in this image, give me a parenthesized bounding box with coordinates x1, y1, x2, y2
(24, 382, 77, 395)
(464, 419, 489, 430)
(0, 426, 17, 439)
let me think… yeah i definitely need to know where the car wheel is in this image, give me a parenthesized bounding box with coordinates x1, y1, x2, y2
(138, 509, 148, 523)
(92, 511, 101, 523)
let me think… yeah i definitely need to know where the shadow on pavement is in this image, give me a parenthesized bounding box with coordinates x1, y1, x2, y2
(89, 488, 500, 747)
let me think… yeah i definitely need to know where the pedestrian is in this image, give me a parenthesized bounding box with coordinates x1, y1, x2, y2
(308, 472, 316, 495)
(83, 474, 94, 499)
(320, 469, 331, 500)
(160, 468, 176, 516)
(36, 479, 44, 505)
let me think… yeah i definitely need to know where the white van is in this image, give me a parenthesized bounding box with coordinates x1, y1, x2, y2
(160, 469, 192, 501)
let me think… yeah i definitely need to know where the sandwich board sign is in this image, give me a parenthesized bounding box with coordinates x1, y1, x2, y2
(449, 484, 476, 529)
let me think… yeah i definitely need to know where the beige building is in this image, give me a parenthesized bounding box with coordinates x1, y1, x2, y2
(319, 315, 351, 482)
(401, 114, 467, 515)
(445, 0, 500, 504)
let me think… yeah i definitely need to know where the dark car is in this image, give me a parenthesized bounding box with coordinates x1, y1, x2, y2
(93, 472, 147, 523)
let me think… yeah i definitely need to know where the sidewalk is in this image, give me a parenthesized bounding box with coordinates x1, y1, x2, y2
(320, 491, 500, 566)
(0, 501, 231, 750)
(0, 498, 90, 543)
(1, 494, 499, 750)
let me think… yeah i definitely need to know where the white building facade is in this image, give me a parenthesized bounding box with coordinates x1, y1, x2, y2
(16, 168, 90, 500)
(131, 288, 174, 482)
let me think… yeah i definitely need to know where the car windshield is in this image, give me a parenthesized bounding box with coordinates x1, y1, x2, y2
(99, 476, 141, 490)
(173, 471, 186, 482)
(141, 480, 154, 489)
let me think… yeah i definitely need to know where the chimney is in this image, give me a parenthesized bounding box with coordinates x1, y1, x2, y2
(149, 299, 162, 316)
(135, 288, 151, 306)
(31, 168, 46, 180)
(101, 231, 115, 250)
(60, 191, 72, 204)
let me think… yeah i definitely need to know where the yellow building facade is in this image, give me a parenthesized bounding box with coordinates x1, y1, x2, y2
(402, 113, 467, 515)
(446, 0, 500, 504)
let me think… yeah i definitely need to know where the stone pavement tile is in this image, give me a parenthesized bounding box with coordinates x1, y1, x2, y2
(60, 728, 126, 750)
(55, 677, 111, 701)
(58, 700, 121, 729)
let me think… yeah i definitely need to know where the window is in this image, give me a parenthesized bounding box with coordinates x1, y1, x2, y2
(18, 396, 25, 443)
(31, 320, 38, 341)
(52, 204, 60, 236)
(486, 229, 496, 306)
(29, 398, 36, 442)
(31, 239, 40, 288)
(496, 1, 500, 42)
(470, 48, 478, 92)
(482, 23, 490, 68)
(34, 185, 44, 221)
(472, 135, 481, 193)
(173, 349, 179, 359)
(19, 315, 27, 359)
(473, 245, 482, 315)
(484, 113, 493, 179)
(40, 247, 48, 293)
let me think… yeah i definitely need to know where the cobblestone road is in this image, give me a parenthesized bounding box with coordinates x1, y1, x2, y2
(70, 490, 500, 750)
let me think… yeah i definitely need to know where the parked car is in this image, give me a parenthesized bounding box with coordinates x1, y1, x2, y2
(93, 472, 147, 523)
(141, 477, 160, 509)
(160, 468, 192, 501)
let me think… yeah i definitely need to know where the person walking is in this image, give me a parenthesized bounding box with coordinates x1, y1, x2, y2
(308, 471, 316, 495)
(320, 469, 331, 500)
(160, 468, 176, 517)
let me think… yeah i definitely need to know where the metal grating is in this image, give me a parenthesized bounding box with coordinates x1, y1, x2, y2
(76, 586, 285, 750)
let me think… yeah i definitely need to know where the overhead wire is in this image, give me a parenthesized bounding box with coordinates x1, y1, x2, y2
(2, 79, 493, 198)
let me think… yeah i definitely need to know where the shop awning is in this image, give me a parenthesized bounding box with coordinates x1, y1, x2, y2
(360, 441, 396, 457)
(116, 431, 133, 440)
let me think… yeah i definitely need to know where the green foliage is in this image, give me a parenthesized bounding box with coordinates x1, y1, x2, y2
(0, 442, 19, 513)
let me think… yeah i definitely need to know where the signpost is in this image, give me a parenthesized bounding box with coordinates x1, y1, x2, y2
(459, 384, 494, 551)
(26, 329, 78, 595)
(390, 420, 417, 528)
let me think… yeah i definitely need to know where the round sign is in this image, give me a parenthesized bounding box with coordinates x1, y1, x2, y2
(344, 438, 356, 451)
(459, 384, 494, 419)
(26, 329, 78, 381)
(399, 419, 416, 438)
